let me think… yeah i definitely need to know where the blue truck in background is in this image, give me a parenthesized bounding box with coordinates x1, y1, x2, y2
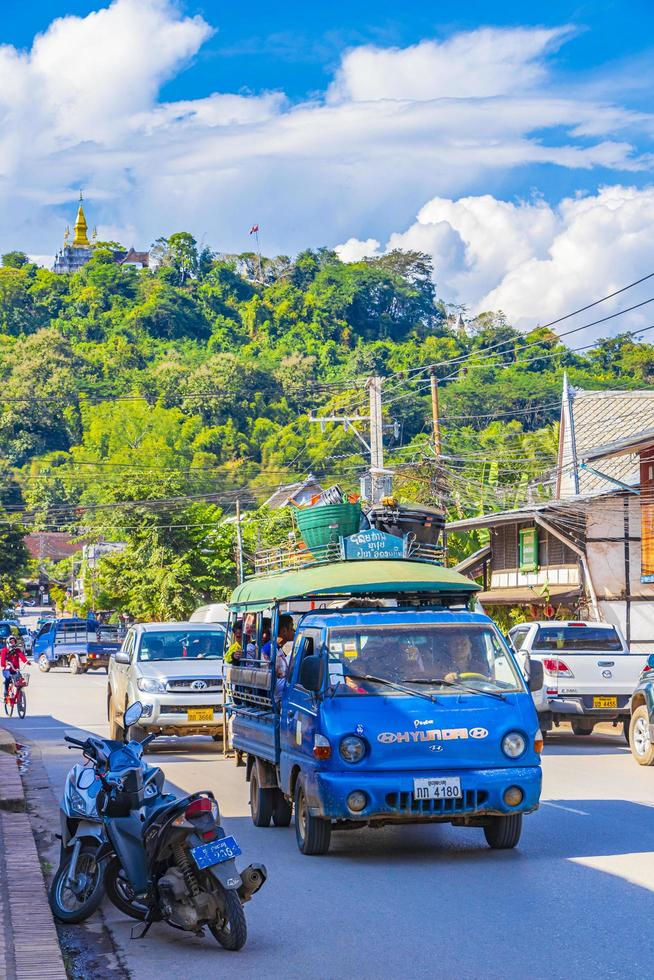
(225, 548, 544, 856)
(34, 617, 123, 674)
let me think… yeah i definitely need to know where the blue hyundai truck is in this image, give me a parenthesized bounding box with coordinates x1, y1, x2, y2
(225, 536, 544, 855)
(34, 617, 122, 674)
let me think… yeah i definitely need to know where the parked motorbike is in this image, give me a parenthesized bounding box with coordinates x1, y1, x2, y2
(61, 703, 266, 950)
(49, 753, 107, 922)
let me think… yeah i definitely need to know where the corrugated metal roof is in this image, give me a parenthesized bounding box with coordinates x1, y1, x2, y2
(560, 388, 654, 496)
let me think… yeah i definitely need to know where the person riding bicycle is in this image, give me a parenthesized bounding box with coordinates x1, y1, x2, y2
(2, 635, 28, 703)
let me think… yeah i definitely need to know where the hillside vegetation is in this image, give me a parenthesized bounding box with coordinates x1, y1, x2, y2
(1, 237, 652, 616)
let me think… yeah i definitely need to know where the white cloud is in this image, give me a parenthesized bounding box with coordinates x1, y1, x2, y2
(347, 185, 654, 337)
(0, 3, 652, 265)
(327, 27, 572, 102)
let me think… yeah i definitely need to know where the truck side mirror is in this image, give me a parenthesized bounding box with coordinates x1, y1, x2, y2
(115, 649, 131, 665)
(299, 655, 324, 693)
(528, 660, 544, 692)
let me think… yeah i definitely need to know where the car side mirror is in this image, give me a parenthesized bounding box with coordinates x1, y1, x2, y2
(115, 650, 131, 665)
(299, 655, 324, 693)
(528, 660, 544, 692)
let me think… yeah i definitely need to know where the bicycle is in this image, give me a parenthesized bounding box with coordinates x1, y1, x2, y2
(4, 669, 28, 718)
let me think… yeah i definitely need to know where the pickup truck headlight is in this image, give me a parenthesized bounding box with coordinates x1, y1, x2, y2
(502, 732, 527, 758)
(137, 677, 166, 694)
(340, 735, 366, 763)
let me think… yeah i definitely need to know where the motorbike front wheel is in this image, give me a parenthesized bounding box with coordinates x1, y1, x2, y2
(49, 843, 105, 923)
(104, 857, 148, 921)
(208, 886, 247, 951)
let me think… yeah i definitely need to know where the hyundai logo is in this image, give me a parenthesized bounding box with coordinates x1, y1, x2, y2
(192, 680, 208, 690)
(469, 727, 489, 739)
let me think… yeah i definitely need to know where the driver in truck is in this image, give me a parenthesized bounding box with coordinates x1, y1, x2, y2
(443, 632, 490, 683)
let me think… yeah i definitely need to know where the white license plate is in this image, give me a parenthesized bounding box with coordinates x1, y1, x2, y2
(413, 777, 462, 800)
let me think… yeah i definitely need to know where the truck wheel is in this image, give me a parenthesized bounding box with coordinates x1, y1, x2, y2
(571, 722, 594, 736)
(38, 655, 50, 673)
(483, 814, 523, 849)
(630, 706, 654, 765)
(272, 790, 292, 827)
(108, 699, 123, 741)
(69, 656, 85, 675)
(249, 767, 273, 827)
(294, 778, 331, 855)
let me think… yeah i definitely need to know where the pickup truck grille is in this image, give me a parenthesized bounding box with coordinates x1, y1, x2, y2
(165, 678, 222, 693)
(162, 705, 219, 715)
(385, 789, 489, 816)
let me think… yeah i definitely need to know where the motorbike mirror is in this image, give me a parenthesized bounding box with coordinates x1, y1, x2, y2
(124, 701, 143, 728)
(77, 768, 95, 790)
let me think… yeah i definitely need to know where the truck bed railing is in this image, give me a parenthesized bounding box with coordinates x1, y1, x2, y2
(253, 539, 445, 576)
(224, 664, 274, 710)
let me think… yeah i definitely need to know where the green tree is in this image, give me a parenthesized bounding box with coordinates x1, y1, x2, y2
(2, 251, 30, 269)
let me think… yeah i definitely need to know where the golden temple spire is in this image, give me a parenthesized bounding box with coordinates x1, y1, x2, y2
(72, 191, 90, 248)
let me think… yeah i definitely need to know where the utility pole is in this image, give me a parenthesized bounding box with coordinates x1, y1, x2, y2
(367, 376, 385, 504)
(430, 368, 441, 459)
(308, 375, 392, 504)
(235, 500, 244, 585)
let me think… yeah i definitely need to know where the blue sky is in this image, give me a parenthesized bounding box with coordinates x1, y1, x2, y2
(2, 0, 654, 328)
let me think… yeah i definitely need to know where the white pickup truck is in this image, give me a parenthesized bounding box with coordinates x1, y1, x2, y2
(507, 621, 648, 739)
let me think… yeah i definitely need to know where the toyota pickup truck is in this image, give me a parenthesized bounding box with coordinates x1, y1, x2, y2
(507, 620, 648, 739)
(226, 548, 544, 856)
(34, 617, 123, 674)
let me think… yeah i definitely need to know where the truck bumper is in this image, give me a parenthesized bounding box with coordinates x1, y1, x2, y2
(305, 766, 542, 823)
(137, 693, 224, 736)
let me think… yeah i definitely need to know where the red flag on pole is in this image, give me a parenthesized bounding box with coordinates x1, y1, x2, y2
(249, 224, 259, 234)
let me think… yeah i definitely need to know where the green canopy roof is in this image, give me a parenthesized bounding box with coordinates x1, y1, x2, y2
(229, 559, 479, 610)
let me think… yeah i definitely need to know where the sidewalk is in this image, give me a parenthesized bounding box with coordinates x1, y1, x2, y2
(0, 729, 68, 980)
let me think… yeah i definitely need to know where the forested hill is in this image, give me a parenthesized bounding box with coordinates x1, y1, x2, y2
(0, 237, 652, 616)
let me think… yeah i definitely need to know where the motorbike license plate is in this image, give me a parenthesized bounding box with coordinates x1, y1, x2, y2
(187, 707, 214, 722)
(593, 696, 617, 709)
(413, 777, 461, 800)
(191, 835, 241, 870)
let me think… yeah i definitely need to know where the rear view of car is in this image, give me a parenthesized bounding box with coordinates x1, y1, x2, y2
(510, 621, 647, 738)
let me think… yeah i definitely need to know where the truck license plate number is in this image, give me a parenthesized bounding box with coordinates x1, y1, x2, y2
(188, 708, 214, 722)
(593, 696, 617, 709)
(413, 777, 461, 800)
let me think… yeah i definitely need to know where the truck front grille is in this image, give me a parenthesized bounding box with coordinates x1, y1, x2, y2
(165, 679, 222, 693)
(162, 705, 218, 715)
(384, 789, 489, 815)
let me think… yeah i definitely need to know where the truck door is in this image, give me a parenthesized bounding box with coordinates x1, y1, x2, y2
(112, 630, 135, 712)
(33, 621, 54, 663)
(280, 629, 322, 772)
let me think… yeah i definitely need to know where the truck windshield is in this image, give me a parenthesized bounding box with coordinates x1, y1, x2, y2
(327, 625, 523, 696)
(533, 626, 623, 652)
(138, 630, 225, 662)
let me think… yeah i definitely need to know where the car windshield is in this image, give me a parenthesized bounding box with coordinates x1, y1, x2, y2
(533, 626, 623, 652)
(327, 625, 523, 696)
(138, 630, 225, 662)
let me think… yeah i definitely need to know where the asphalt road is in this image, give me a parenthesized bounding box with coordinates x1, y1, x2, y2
(5, 665, 654, 980)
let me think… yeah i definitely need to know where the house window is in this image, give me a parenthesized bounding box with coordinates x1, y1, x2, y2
(519, 527, 538, 572)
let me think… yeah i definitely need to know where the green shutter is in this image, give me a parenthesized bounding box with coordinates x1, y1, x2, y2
(519, 527, 538, 572)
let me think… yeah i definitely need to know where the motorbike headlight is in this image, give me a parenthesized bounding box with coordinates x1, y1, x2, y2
(502, 731, 527, 759)
(137, 677, 166, 694)
(69, 785, 88, 814)
(339, 735, 366, 763)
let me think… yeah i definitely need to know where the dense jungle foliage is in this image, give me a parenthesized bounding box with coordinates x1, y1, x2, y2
(1, 234, 652, 617)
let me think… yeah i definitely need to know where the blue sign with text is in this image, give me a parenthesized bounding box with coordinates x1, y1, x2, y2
(340, 529, 407, 560)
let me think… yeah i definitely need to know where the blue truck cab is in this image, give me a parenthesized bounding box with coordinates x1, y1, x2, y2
(34, 617, 122, 675)
(226, 553, 544, 855)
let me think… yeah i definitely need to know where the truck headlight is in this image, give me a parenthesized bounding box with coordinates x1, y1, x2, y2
(502, 732, 527, 758)
(137, 677, 166, 694)
(340, 735, 366, 763)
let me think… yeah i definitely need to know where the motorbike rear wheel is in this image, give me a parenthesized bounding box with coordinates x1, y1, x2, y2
(104, 857, 148, 921)
(208, 886, 247, 951)
(49, 843, 105, 923)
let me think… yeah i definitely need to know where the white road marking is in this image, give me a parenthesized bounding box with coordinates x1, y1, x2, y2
(541, 800, 590, 816)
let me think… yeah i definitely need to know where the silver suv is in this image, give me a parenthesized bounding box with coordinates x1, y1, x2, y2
(107, 622, 226, 741)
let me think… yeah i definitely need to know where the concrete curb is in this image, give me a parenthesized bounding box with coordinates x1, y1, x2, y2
(0, 728, 68, 979)
(0, 734, 25, 812)
(0, 727, 16, 754)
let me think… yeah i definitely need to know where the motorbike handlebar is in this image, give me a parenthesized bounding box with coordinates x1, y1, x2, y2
(141, 733, 157, 748)
(64, 735, 86, 748)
